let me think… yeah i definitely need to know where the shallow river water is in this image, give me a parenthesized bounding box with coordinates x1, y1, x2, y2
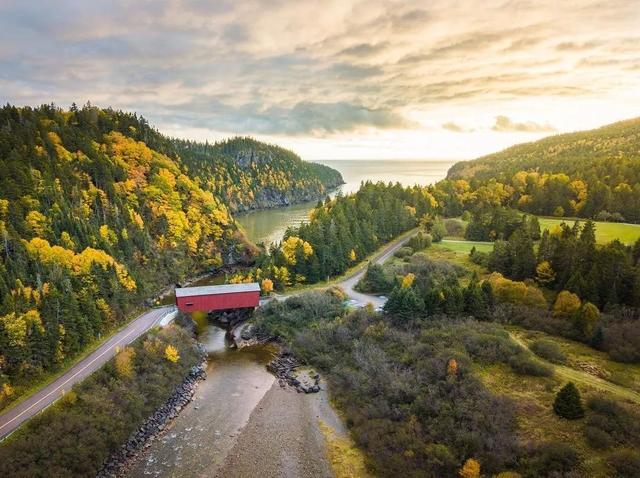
(127, 325, 277, 477)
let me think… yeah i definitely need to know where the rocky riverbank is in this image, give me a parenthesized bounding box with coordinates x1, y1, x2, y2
(267, 350, 321, 394)
(236, 325, 321, 393)
(96, 361, 207, 478)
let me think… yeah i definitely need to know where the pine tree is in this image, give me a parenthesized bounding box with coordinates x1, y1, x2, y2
(553, 382, 584, 419)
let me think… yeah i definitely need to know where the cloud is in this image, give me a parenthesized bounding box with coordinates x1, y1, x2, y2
(0, 0, 637, 146)
(338, 42, 388, 57)
(441, 122, 475, 133)
(491, 115, 557, 133)
(159, 99, 414, 135)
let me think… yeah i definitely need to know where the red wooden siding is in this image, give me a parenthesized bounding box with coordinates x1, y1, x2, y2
(176, 290, 260, 312)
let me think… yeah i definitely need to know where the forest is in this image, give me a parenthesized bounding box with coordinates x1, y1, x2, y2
(0, 103, 342, 409)
(229, 181, 438, 288)
(441, 118, 640, 222)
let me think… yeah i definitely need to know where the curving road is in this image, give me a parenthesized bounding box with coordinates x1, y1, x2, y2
(0, 306, 175, 440)
(275, 228, 418, 309)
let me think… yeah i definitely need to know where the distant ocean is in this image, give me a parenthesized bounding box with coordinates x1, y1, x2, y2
(314, 159, 460, 194)
(237, 159, 461, 245)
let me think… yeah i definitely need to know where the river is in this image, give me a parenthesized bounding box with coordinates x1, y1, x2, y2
(236, 159, 457, 246)
(128, 159, 456, 476)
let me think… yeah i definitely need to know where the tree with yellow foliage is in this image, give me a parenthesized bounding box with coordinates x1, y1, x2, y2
(459, 458, 481, 478)
(401, 273, 415, 289)
(115, 346, 136, 378)
(164, 345, 180, 363)
(282, 236, 313, 265)
(553, 290, 581, 319)
(447, 358, 458, 377)
(535, 261, 556, 285)
(348, 249, 357, 262)
(261, 278, 274, 295)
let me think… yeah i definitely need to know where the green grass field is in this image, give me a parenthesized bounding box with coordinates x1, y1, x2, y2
(537, 217, 640, 244)
(434, 239, 494, 254)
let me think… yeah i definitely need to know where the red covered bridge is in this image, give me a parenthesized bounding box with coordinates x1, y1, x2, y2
(175, 283, 261, 313)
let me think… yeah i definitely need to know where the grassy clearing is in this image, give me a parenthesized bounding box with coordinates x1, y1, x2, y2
(507, 326, 640, 397)
(319, 420, 370, 478)
(537, 217, 640, 244)
(424, 241, 491, 282)
(475, 362, 612, 477)
(476, 330, 640, 478)
(436, 239, 494, 254)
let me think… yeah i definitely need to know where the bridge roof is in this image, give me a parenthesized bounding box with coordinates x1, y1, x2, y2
(175, 283, 260, 298)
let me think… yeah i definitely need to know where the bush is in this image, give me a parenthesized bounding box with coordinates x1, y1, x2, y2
(463, 329, 521, 364)
(509, 353, 554, 377)
(586, 396, 640, 446)
(430, 216, 447, 242)
(585, 426, 614, 449)
(603, 320, 640, 363)
(407, 231, 432, 251)
(524, 441, 579, 477)
(553, 382, 584, 419)
(487, 273, 547, 309)
(529, 340, 566, 364)
(469, 247, 490, 267)
(444, 218, 466, 237)
(394, 246, 414, 258)
(607, 449, 640, 478)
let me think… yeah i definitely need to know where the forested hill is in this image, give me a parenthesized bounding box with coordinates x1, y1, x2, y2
(174, 137, 343, 212)
(445, 118, 640, 222)
(0, 103, 339, 403)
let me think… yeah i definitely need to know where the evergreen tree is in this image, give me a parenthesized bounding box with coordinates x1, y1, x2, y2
(553, 382, 584, 419)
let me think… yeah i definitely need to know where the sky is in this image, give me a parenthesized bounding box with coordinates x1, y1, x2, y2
(1, 0, 639, 160)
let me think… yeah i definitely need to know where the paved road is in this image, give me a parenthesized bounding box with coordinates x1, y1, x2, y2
(274, 229, 418, 309)
(0, 306, 175, 440)
(338, 230, 417, 308)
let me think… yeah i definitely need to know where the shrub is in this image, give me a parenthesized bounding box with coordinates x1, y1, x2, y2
(553, 382, 584, 419)
(430, 216, 447, 242)
(585, 426, 614, 449)
(394, 246, 414, 258)
(603, 320, 640, 363)
(552, 290, 581, 319)
(407, 231, 432, 251)
(524, 441, 579, 476)
(469, 247, 489, 267)
(607, 449, 640, 478)
(586, 396, 640, 446)
(509, 353, 553, 377)
(458, 458, 480, 478)
(114, 346, 136, 378)
(463, 330, 521, 364)
(529, 340, 566, 364)
(487, 273, 547, 309)
(444, 218, 466, 237)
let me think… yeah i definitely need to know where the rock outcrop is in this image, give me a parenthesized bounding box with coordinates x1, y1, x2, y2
(267, 350, 321, 394)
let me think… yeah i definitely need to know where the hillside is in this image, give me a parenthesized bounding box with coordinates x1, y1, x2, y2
(0, 103, 341, 407)
(445, 118, 640, 222)
(174, 137, 343, 212)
